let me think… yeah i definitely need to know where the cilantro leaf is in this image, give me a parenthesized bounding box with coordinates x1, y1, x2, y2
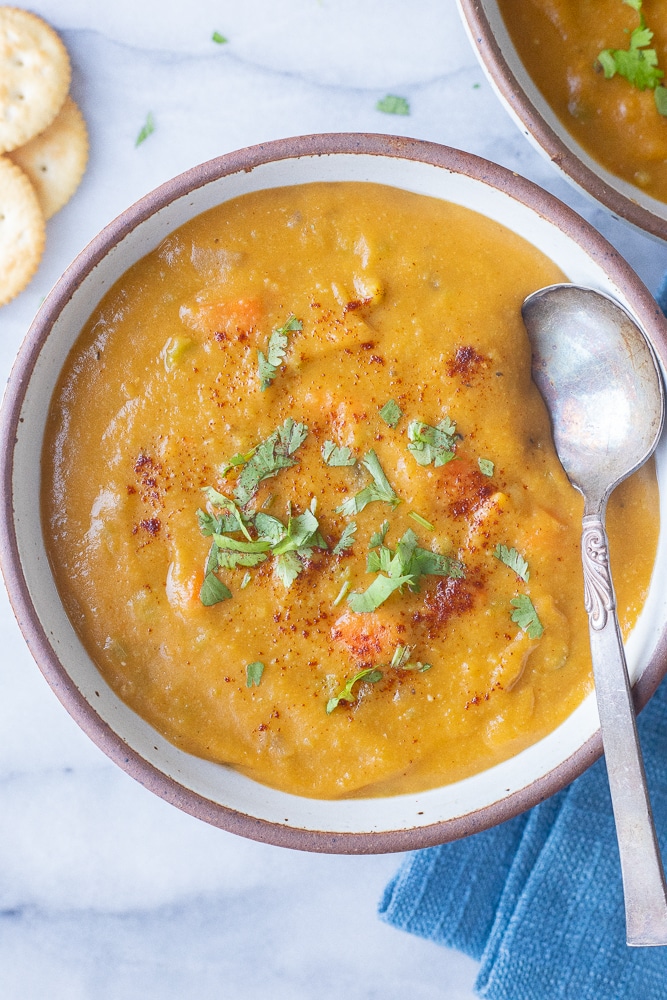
(200, 572, 232, 606)
(335, 450, 401, 515)
(597, 4, 664, 92)
(379, 399, 403, 427)
(348, 527, 464, 612)
(333, 521, 357, 555)
(201, 487, 252, 539)
(322, 440, 356, 466)
(347, 572, 415, 613)
(234, 418, 308, 506)
(656, 85, 667, 115)
(376, 94, 410, 116)
(258, 315, 302, 390)
(135, 112, 155, 147)
(510, 595, 544, 639)
(246, 661, 264, 687)
(494, 544, 530, 582)
(326, 667, 384, 713)
(369, 520, 390, 548)
(407, 417, 458, 467)
(478, 457, 494, 477)
(212, 31, 228, 44)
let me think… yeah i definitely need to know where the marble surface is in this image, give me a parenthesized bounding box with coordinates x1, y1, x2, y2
(1, 2, 665, 997)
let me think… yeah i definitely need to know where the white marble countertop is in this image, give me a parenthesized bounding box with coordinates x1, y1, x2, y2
(1, 3, 665, 997)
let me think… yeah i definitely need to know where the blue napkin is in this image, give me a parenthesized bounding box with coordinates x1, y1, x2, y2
(379, 282, 667, 999)
(380, 679, 667, 999)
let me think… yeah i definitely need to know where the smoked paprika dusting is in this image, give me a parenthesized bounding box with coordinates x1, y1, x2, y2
(41, 181, 659, 799)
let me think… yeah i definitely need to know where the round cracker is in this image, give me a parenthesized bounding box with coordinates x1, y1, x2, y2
(8, 95, 88, 218)
(0, 155, 45, 306)
(0, 7, 71, 154)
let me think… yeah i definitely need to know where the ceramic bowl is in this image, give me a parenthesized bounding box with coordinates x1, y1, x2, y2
(456, 0, 667, 242)
(2, 133, 667, 853)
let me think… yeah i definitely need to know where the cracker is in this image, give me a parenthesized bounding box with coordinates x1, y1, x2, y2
(0, 155, 45, 306)
(8, 95, 88, 218)
(0, 7, 71, 154)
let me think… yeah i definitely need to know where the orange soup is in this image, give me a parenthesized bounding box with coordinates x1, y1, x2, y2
(42, 182, 659, 798)
(497, 0, 667, 202)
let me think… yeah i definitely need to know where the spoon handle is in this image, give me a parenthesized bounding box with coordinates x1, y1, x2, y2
(582, 512, 667, 946)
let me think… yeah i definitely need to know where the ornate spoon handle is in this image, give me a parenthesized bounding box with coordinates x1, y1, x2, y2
(582, 513, 667, 946)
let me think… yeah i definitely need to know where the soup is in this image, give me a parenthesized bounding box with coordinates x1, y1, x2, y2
(497, 0, 667, 203)
(42, 181, 659, 798)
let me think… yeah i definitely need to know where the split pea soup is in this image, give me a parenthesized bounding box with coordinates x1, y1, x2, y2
(497, 0, 667, 203)
(42, 181, 659, 799)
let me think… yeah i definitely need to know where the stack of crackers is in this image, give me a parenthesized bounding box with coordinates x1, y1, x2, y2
(0, 7, 88, 307)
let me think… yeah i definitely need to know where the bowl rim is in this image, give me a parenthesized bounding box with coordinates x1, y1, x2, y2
(456, 0, 667, 242)
(2, 131, 667, 853)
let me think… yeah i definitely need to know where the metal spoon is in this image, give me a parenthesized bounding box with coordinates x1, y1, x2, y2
(522, 283, 667, 947)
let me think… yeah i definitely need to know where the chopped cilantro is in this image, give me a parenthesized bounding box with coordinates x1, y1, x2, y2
(597, 1, 665, 95)
(376, 94, 410, 116)
(233, 418, 308, 507)
(332, 580, 351, 607)
(348, 527, 464, 613)
(322, 440, 356, 466)
(408, 511, 434, 531)
(326, 667, 383, 713)
(379, 399, 403, 427)
(219, 448, 257, 477)
(494, 544, 530, 582)
(390, 644, 431, 672)
(333, 521, 357, 555)
(369, 520, 390, 548)
(656, 85, 667, 115)
(510, 594, 544, 639)
(212, 31, 228, 44)
(478, 457, 494, 477)
(135, 112, 155, 147)
(407, 417, 458, 466)
(246, 661, 264, 687)
(335, 450, 400, 515)
(200, 572, 232, 607)
(258, 315, 302, 390)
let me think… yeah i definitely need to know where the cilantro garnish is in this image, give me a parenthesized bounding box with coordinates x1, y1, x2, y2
(478, 458, 494, 477)
(597, 0, 666, 109)
(135, 112, 155, 147)
(233, 418, 308, 507)
(246, 661, 264, 687)
(379, 399, 403, 427)
(510, 595, 544, 639)
(494, 544, 530, 582)
(212, 31, 228, 44)
(348, 527, 464, 613)
(656, 85, 667, 115)
(369, 520, 390, 548)
(200, 573, 232, 607)
(335, 451, 401, 515)
(322, 440, 356, 466)
(326, 667, 383, 713)
(407, 417, 458, 466)
(390, 644, 431, 672)
(409, 511, 434, 531)
(376, 94, 410, 116)
(333, 521, 357, 555)
(257, 315, 302, 390)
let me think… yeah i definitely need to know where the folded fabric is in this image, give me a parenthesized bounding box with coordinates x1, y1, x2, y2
(379, 281, 667, 1000)
(379, 678, 667, 999)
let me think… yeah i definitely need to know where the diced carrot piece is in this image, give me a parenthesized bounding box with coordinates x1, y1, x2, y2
(331, 609, 404, 666)
(180, 294, 263, 340)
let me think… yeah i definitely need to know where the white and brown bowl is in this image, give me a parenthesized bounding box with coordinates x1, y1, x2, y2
(456, 0, 667, 242)
(2, 133, 667, 853)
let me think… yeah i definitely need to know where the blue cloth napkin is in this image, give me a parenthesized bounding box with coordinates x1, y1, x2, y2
(380, 678, 667, 1000)
(379, 282, 667, 999)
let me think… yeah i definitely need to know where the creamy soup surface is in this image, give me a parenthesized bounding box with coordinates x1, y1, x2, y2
(497, 0, 667, 203)
(42, 182, 659, 799)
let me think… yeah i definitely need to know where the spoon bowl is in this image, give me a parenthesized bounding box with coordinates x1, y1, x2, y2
(522, 283, 667, 947)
